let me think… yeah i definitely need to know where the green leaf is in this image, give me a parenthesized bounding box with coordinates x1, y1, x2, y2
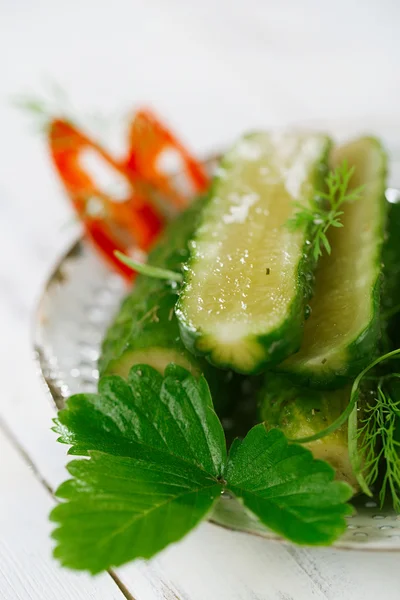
(319, 232, 331, 255)
(52, 364, 356, 572)
(225, 426, 354, 545)
(51, 364, 226, 573)
(54, 364, 226, 475)
(51, 453, 221, 573)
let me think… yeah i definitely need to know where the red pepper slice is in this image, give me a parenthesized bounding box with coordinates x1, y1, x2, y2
(124, 109, 209, 209)
(49, 119, 164, 280)
(48, 109, 210, 280)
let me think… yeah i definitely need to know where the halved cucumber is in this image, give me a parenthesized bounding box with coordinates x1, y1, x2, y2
(176, 131, 331, 374)
(99, 197, 236, 412)
(279, 137, 387, 388)
(258, 373, 357, 487)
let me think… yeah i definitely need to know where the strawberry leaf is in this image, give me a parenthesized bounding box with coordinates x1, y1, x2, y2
(225, 425, 354, 545)
(51, 364, 225, 573)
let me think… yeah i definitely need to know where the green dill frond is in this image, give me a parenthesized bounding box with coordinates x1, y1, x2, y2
(287, 160, 364, 261)
(355, 378, 400, 510)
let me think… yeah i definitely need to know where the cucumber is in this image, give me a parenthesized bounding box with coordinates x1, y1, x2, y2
(99, 198, 238, 413)
(279, 137, 387, 388)
(176, 131, 331, 374)
(381, 201, 400, 350)
(100, 198, 205, 378)
(258, 373, 357, 487)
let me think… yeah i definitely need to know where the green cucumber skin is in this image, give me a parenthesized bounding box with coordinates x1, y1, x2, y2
(178, 288, 305, 376)
(278, 138, 388, 389)
(176, 134, 331, 375)
(381, 202, 400, 350)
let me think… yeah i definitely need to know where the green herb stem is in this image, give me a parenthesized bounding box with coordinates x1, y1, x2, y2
(114, 250, 183, 282)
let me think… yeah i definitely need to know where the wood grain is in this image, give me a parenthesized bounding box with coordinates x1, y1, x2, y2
(0, 425, 127, 600)
(118, 523, 400, 600)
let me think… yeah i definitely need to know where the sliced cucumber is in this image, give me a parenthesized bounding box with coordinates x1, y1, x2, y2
(176, 131, 331, 374)
(279, 137, 387, 387)
(258, 373, 357, 487)
(99, 198, 237, 413)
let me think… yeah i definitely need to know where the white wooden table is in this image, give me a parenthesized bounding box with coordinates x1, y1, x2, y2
(1, 1, 400, 598)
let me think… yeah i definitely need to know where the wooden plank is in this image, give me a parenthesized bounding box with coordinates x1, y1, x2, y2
(116, 522, 400, 600)
(117, 523, 329, 600)
(287, 545, 400, 600)
(0, 425, 127, 600)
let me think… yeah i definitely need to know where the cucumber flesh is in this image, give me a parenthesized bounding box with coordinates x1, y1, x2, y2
(279, 137, 387, 387)
(176, 131, 331, 374)
(259, 374, 357, 487)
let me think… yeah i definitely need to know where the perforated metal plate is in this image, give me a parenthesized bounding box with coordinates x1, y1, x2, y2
(34, 238, 400, 551)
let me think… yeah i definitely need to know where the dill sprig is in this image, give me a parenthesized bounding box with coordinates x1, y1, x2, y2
(287, 160, 364, 261)
(356, 379, 400, 510)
